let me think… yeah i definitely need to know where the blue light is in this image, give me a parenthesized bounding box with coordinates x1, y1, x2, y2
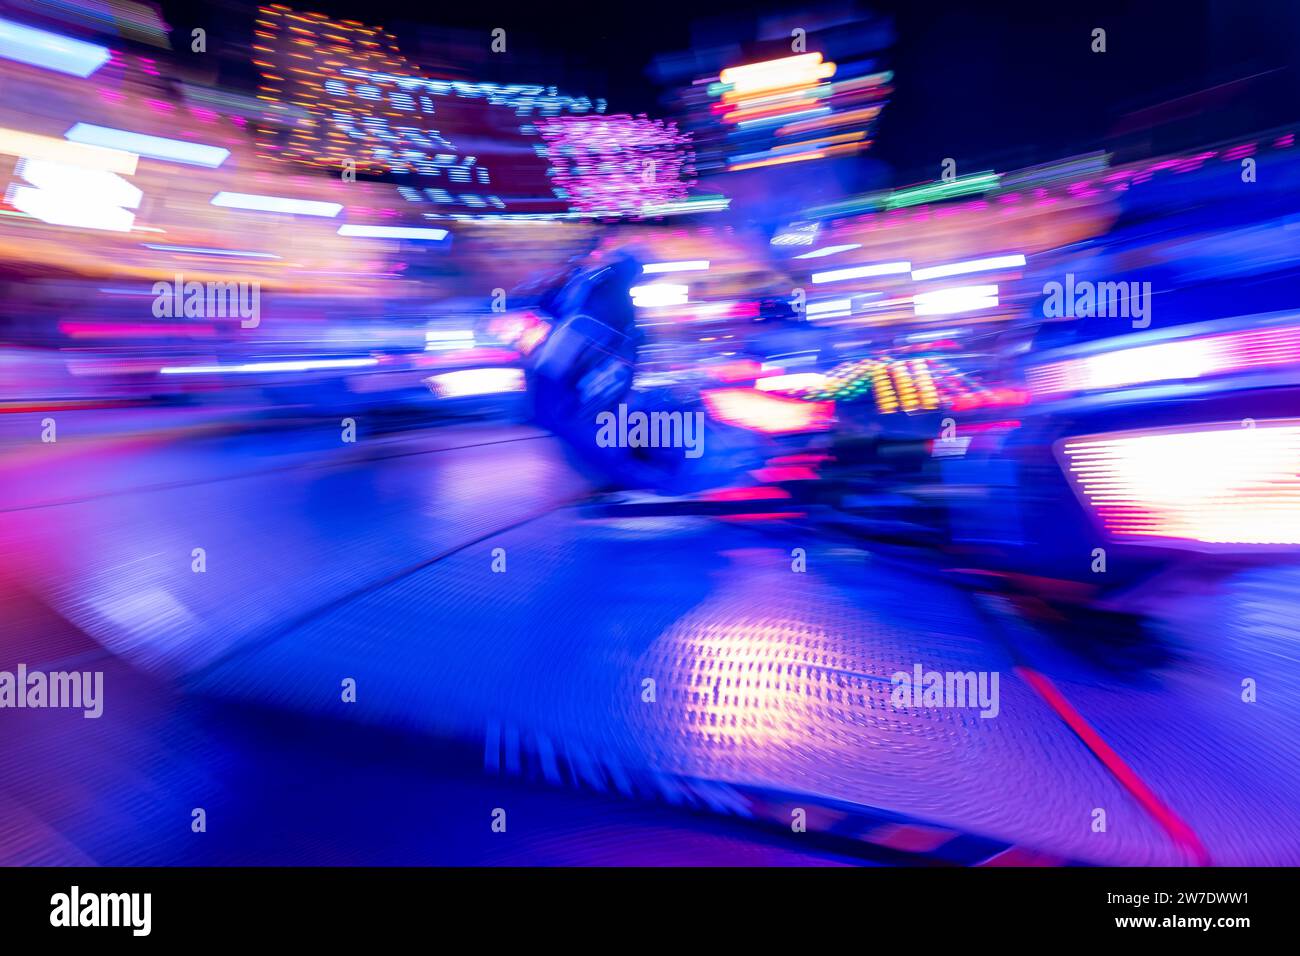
(0, 17, 110, 78)
(64, 124, 230, 168)
(143, 243, 280, 259)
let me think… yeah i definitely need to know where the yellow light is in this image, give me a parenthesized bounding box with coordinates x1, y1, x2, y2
(912, 360, 940, 410)
(720, 53, 836, 96)
(728, 151, 825, 172)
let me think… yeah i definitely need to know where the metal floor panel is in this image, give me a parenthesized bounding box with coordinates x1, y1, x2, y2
(1, 423, 586, 676)
(5, 420, 1296, 864)
(1004, 565, 1300, 866)
(189, 510, 1180, 864)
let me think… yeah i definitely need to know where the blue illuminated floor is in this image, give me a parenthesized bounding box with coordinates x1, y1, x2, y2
(2, 413, 1298, 865)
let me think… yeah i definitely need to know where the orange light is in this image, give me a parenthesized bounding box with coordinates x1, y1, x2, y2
(702, 388, 834, 433)
(719, 53, 836, 96)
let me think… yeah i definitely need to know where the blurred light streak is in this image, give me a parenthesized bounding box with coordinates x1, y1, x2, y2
(64, 124, 230, 167)
(539, 114, 693, 216)
(948, 389, 1029, 412)
(704, 359, 765, 383)
(211, 192, 343, 217)
(675, 301, 759, 322)
(718, 53, 836, 96)
(805, 299, 852, 317)
(0, 127, 137, 174)
(912, 285, 999, 316)
(60, 322, 216, 339)
(10, 158, 141, 231)
(143, 244, 281, 259)
(337, 225, 449, 240)
(424, 367, 525, 398)
(775, 106, 879, 136)
(811, 261, 910, 284)
(755, 373, 827, 393)
(770, 222, 819, 246)
(0, 16, 110, 76)
(640, 195, 730, 216)
(701, 388, 833, 433)
(4, 0, 170, 47)
(630, 284, 689, 308)
(1028, 324, 1300, 398)
(425, 329, 475, 351)
(729, 150, 824, 172)
(883, 173, 1000, 210)
(1060, 421, 1300, 547)
(159, 358, 380, 375)
(735, 106, 831, 129)
(911, 253, 1026, 281)
(794, 243, 861, 259)
(642, 260, 709, 274)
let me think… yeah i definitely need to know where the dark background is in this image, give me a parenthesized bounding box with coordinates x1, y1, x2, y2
(160, 0, 1300, 183)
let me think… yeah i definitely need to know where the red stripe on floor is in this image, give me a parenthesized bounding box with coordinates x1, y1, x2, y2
(1015, 665, 1211, 866)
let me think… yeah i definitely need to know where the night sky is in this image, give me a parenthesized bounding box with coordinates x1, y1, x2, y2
(167, 0, 1300, 185)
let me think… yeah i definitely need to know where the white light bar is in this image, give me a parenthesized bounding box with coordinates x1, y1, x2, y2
(337, 224, 449, 240)
(630, 283, 689, 308)
(0, 17, 109, 77)
(911, 254, 1026, 282)
(16, 158, 141, 207)
(811, 261, 911, 284)
(794, 243, 861, 260)
(11, 158, 141, 232)
(913, 285, 999, 316)
(643, 260, 710, 273)
(805, 298, 852, 316)
(160, 358, 379, 375)
(755, 372, 827, 392)
(11, 187, 135, 232)
(65, 124, 230, 168)
(212, 192, 343, 217)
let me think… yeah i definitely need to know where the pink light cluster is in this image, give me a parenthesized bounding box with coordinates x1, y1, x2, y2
(538, 114, 695, 216)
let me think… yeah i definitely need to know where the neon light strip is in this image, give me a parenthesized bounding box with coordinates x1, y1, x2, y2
(425, 367, 525, 398)
(212, 192, 343, 217)
(65, 124, 230, 167)
(160, 358, 380, 375)
(337, 224, 449, 240)
(643, 260, 709, 274)
(143, 243, 280, 259)
(811, 262, 911, 284)
(911, 254, 1026, 281)
(1028, 324, 1300, 398)
(794, 243, 861, 260)
(0, 17, 109, 77)
(912, 285, 998, 316)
